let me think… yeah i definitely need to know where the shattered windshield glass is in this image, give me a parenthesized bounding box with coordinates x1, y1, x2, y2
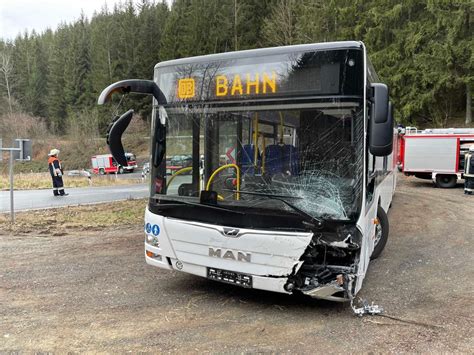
(151, 101, 364, 221)
(150, 47, 365, 223)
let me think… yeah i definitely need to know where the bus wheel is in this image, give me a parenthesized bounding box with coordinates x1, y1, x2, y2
(118, 166, 124, 174)
(99, 168, 105, 175)
(371, 206, 389, 260)
(435, 174, 457, 188)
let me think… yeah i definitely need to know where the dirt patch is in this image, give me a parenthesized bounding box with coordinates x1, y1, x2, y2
(0, 174, 473, 352)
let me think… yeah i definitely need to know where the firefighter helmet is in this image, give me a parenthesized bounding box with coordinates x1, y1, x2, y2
(48, 149, 60, 156)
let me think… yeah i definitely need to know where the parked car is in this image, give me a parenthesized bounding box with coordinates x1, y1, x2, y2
(67, 169, 92, 178)
(166, 155, 192, 175)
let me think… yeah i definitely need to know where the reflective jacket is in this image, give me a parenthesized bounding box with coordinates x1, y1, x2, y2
(465, 152, 474, 177)
(48, 156, 63, 177)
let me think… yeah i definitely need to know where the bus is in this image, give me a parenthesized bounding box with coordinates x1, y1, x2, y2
(98, 41, 396, 302)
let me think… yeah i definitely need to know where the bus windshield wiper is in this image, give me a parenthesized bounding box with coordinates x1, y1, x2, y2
(225, 190, 323, 228)
(155, 199, 245, 215)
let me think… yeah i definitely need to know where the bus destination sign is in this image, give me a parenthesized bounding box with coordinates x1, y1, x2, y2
(177, 72, 278, 100)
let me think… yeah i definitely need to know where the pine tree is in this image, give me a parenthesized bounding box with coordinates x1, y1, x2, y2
(47, 24, 70, 133)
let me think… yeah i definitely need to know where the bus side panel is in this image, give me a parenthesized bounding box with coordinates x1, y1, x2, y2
(404, 137, 457, 173)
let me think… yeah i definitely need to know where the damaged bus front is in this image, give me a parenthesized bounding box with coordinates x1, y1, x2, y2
(99, 41, 396, 301)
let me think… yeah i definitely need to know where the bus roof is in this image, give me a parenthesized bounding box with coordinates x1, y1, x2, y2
(155, 41, 364, 69)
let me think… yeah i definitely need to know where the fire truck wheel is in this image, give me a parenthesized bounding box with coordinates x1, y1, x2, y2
(118, 166, 124, 174)
(435, 174, 457, 188)
(99, 168, 105, 175)
(371, 206, 389, 260)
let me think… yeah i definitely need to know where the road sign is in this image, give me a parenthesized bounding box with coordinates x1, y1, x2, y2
(13, 139, 32, 161)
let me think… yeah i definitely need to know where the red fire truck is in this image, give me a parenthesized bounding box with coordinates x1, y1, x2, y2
(398, 127, 474, 188)
(91, 153, 138, 174)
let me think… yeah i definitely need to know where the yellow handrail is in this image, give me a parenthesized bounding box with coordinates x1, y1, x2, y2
(166, 166, 193, 187)
(205, 163, 240, 200)
(253, 114, 259, 167)
(279, 112, 284, 144)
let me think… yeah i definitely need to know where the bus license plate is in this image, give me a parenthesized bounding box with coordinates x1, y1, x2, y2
(207, 267, 253, 288)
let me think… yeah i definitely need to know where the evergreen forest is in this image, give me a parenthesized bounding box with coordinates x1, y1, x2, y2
(0, 0, 472, 137)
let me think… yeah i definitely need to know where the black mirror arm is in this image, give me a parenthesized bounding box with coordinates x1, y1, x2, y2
(106, 109, 134, 166)
(97, 79, 167, 105)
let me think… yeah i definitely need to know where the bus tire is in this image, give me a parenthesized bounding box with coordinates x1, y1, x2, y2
(435, 174, 457, 188)
(99, 168, 105, 175)
(118, 166, 124, 174)
(371, 206, 389, 260)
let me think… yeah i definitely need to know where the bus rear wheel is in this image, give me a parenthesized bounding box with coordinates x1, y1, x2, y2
(435, 174, 457, 188)
(99, 168, 105, 175)
(371, 206, 389, 260)
(118, 166, 124, 174)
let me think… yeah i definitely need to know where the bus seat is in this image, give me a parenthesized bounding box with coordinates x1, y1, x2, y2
(282, 144, 299, 175)
(264, 145, 283, 175)
(241, 144, 260, 174)
(265, 144, 299, 175)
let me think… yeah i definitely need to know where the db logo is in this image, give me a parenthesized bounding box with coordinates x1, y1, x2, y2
(178, 78, 195, 99)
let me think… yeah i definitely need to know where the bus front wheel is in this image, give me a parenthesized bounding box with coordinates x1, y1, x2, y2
(99, 168, 105, 175)
(371, 206, 389, 260)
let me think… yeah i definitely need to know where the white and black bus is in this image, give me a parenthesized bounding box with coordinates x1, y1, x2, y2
(99, 41, 396, 301)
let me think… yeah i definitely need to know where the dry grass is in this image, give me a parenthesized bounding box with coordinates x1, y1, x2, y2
(0, 198, 147, 235)
(0, 172, 144, 190)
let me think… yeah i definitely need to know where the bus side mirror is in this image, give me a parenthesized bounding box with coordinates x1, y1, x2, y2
(369, 83, 393, 156)
(106, 109, 134, 166)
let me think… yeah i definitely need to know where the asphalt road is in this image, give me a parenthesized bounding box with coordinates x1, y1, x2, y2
(0, 184, 149, 212)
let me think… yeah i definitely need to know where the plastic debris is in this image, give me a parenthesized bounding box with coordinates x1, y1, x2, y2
(351, 298, 384, 317)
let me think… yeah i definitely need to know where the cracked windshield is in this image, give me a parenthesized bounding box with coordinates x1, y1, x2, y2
(150, 48, 364, 221)
(153, 103, 364, 221)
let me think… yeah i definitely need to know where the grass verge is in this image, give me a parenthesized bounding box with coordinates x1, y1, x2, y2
(0, 198, 147, 235)
(0, 172, 145, 190)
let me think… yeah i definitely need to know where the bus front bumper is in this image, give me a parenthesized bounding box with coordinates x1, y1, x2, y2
(145, 243, 350, 302)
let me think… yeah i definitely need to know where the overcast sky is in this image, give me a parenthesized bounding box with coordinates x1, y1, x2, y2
(0, 0, 155, 41)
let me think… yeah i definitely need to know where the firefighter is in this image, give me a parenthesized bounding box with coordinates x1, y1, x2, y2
(464, 146, 474, 195)
(48, 149, 68, 196)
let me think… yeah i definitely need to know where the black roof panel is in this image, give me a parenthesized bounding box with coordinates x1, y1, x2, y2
(155, 41, 364, 69)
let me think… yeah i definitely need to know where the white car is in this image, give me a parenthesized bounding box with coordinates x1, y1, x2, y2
(67, 169, 91, 178)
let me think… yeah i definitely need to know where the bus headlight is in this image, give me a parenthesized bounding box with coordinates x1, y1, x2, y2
(146, 234, 160, 247)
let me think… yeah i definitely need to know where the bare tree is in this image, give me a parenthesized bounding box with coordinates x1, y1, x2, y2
(262, 0, 298, 46)
(0, 49, 14, 116)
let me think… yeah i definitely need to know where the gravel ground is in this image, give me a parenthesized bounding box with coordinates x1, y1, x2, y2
(1, 174, 473, 352)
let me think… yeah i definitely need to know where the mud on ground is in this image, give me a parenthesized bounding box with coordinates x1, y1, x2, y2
(0, 174, 473, 352)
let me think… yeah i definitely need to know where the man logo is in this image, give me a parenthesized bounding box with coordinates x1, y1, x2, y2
(222, 227, 240, 237)
(209, 248, 251, 262)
